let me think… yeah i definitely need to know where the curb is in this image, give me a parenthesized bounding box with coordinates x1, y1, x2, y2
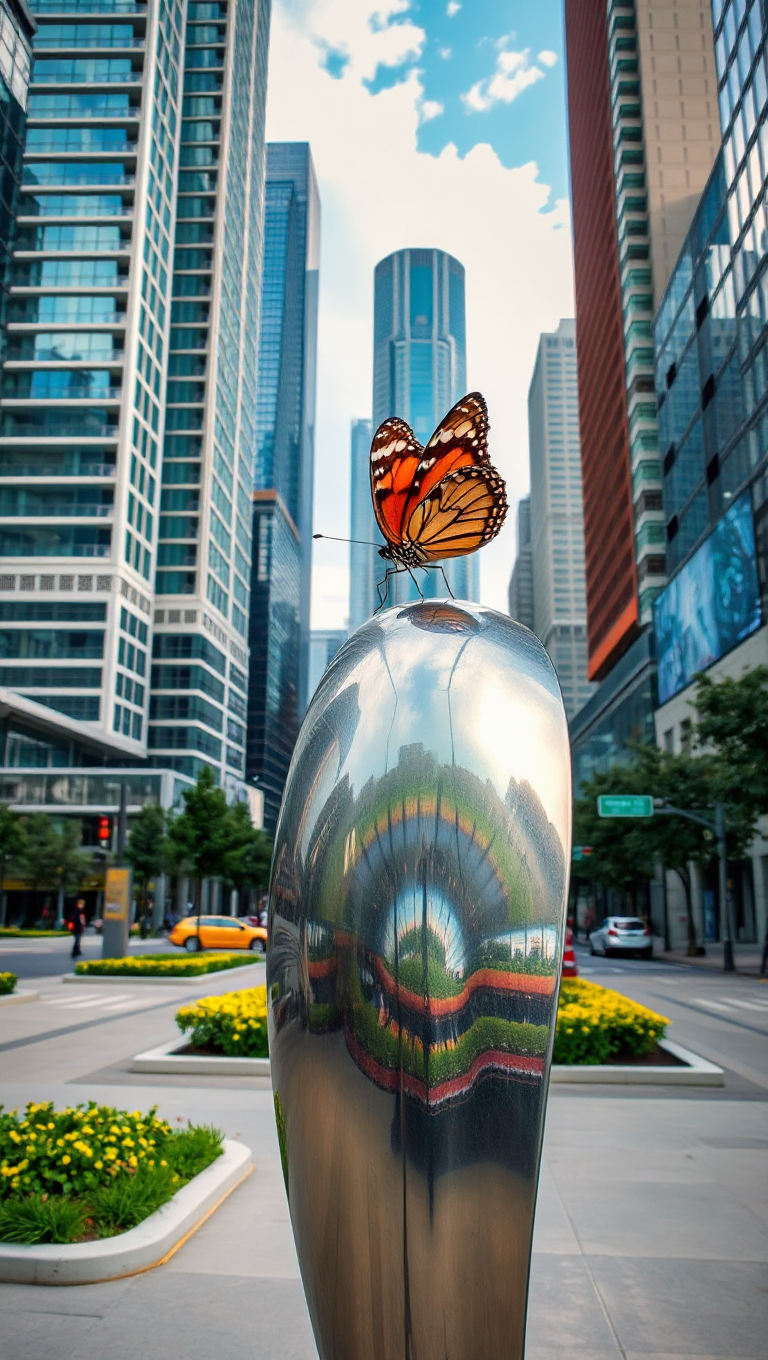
(131, 1038, 271, 1077)
(551, 1038, 724, 1086)
(0, 1139, 253, 1285)
(0, 989, 39, 1007)
(64, 963, 265, 987)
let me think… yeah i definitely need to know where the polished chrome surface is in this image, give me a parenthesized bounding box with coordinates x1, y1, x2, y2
(268, 601, 571, 1360)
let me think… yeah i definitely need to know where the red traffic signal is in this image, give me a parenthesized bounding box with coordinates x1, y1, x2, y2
(98, 816, 111, 843)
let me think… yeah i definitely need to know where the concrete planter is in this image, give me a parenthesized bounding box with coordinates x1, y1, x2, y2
(0, 989, 39, 1007)
(551, 1038, 724, 1086)
(131, 1038, 270, 1077)
(0, 1139, 252, 1286)
(64, 962, 264, 987)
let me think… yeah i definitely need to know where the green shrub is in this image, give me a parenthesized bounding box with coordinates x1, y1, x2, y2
(553, 979, 668, 1065)
(0, 972, 16, 997)
(0, 1101, 223, 1244)
(176, 986, 268, 1058)
(74, 953, 255, 978)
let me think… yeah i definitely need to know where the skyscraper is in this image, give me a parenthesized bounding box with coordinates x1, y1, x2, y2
(348, 416, 375, 630)
(0, 0, 32, 361)
(565, 0, 720, 681)
(0, 0, 271, 791)
(247, 142, 319, 832)
(372, 247, 475, 604)
(507, 496, 533, 631)
(527, 320, 594, 720)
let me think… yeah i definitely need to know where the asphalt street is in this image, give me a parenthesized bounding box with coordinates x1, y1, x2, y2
(0, 933, 176, 979)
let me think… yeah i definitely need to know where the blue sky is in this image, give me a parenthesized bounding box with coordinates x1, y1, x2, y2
(268, 0, 574, 625)
(367, 0, 568, 199)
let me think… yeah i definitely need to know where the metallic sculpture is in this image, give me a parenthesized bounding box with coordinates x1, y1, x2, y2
(268, 601, 571, 1360)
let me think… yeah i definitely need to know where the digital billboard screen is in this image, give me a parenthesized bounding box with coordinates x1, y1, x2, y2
(654, 491, 762, 706)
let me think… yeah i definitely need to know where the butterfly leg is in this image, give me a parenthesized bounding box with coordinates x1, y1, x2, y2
(406, 567, 425, 601)
(374, 567, 393, 613)
(434, 563, 455, 600)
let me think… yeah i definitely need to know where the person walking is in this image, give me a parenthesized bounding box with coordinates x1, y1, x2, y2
(71, 898, 86, 959)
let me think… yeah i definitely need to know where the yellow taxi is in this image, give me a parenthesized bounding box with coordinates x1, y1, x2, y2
(169, 914, 268, 954)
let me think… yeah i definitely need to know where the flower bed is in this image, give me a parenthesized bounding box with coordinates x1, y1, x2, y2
(0, 929, 70, 938)
(0, 1101, 222, 1244)
(176, 985, 269, 1058)
(0, 973, 16, 997)
(553, 979, 668, 1065)
(74, 953, 257, 979)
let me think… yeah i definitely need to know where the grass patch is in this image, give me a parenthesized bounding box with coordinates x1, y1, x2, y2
(0, 972, 16, 997)
(75, 953, 257, 978)
(0, 929, 70, 938)
(0, 1101, 223, 1244)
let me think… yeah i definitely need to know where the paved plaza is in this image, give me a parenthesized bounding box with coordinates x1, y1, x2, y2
(0, 940, 766, 1359)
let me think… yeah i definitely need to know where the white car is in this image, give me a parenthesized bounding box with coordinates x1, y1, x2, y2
(589, 916, 652, 959)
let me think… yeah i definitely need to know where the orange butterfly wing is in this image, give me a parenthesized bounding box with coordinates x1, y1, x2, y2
(405, 465, 508, 560)
(370, 393, 490, 547)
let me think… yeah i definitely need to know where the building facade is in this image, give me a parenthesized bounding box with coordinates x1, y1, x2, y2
(528, 320, 595, 720)
(348, 416, 375, 630)
(372, 246, 475, 604)
(247, 142, 319, 832)
(0, 0, 272, 793)
(307, 626, 346, 701)
(565, 0, 720, 680)
(507, 495, 533, 631)
(0, 0, 32, 362)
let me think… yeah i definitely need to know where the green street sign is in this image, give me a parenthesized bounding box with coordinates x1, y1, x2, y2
(597, 795, 654, 819)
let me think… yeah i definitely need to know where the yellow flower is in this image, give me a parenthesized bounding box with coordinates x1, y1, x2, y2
(62, 1154, 71, 1165)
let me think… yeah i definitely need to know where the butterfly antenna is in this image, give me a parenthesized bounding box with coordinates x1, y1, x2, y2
(314, 533, 382, 548)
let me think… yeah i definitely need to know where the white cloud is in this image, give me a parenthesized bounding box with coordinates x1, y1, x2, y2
(420, 98, 444, 122)
(538, 49, 558, 68)
(462, 46, 546, 114)
(266, 1, 574, 625)
(446, 2, 460, 15)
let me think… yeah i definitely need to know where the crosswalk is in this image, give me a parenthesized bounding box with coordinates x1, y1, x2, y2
(39, 989, 146, 1016)
(693, 994, 768, 1017)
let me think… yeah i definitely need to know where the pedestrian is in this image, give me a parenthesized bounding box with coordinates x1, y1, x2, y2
(70, 898, 86, 959)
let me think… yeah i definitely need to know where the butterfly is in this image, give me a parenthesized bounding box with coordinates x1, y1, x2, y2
(369, 391, 507, 606)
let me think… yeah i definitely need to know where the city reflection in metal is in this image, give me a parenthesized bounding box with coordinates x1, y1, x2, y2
(267, 600, 571, 1360)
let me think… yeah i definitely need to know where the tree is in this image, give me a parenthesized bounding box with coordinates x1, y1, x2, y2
(166, 767, 233, 928)
(20, 815, 92, 925)
(573, 760, 659, 912)
(694, 666, 768, 815)
(126, 804, 167, 938)
(221, 801, 273, 911)
(0, 805, 27, 928)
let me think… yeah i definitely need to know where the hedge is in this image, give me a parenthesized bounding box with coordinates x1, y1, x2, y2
(74, 953, 256, 978)
(0, 973, 16, 997)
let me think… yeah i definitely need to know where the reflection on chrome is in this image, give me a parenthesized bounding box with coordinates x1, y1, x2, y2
(267, 601, 571, 1360)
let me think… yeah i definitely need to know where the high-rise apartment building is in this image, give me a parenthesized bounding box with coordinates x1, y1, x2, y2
(0, 0, 272, 794)
(0, 0, 33, 357)
(247, 142, 319, 832)
(372, 247, 475, 604)
(565, 0, 720, 681)
(528, 321, 594, 720)
(307, 626, 346, 701)
(507, 496, 533, 631)
(348, 416, 375, 630)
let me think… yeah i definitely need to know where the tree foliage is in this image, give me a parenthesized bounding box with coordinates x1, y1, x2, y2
(0, 806, 27, 926)
(165, 769, 273, 913)
(19, 816, 92, 899)
(126, 804, 167, 936)
(694, 665, 768, 814)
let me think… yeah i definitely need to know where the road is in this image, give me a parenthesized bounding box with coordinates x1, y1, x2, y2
(0, 933, 174, 979)
(574, 942, 768, 1092)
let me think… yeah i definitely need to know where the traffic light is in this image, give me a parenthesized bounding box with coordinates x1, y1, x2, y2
(98, 815, 111, 844)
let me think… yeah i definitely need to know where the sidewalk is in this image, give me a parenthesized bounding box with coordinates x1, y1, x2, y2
(0, 974, 766, 1359)
(656, 940, 766, 976)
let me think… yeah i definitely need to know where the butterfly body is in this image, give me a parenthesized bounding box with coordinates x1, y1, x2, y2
(369, 392, 507, 606)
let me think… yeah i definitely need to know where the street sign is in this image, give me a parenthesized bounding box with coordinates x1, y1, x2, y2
(573, 846, 593, 862)
(597, 795, 654, 818)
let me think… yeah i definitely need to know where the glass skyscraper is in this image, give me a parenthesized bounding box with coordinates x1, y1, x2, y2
(527, 320, 594, 721)
(348, 415, 374, 629)
(372, 246, 475, 604)
(247, 141, 319, 832)
(0, 0, 271, 796)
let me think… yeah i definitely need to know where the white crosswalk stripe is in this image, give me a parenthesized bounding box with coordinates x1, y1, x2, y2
(694, 995, 768, 1017)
